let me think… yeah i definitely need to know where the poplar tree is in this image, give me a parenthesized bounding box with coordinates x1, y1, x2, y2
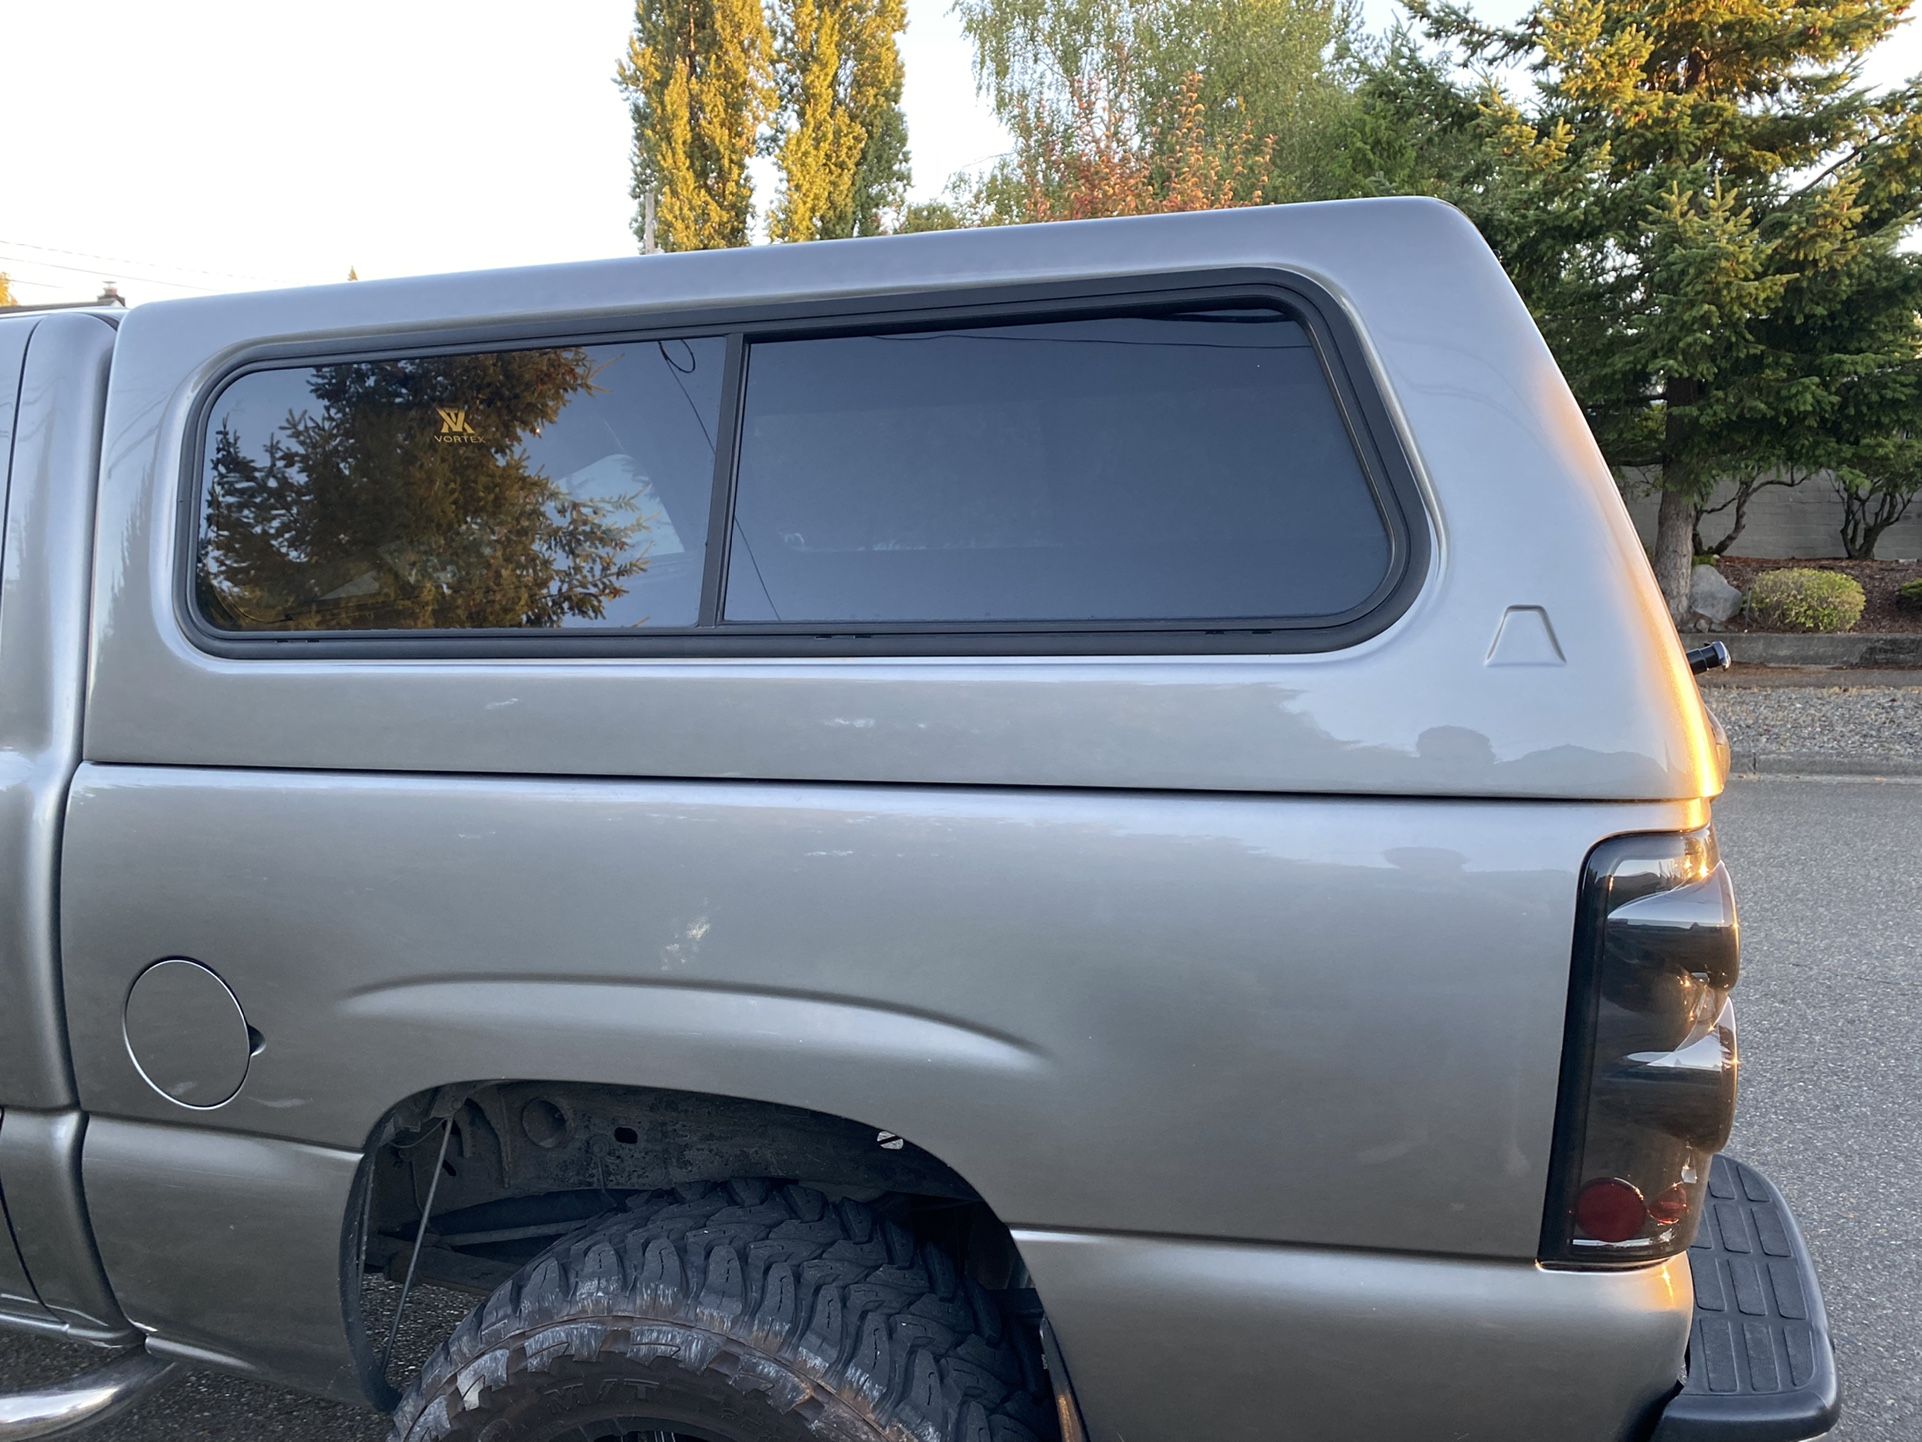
(772, 0, 910, 240)
(617, 0, 777, 251)
(1403, 0, 1922, 617)
(0, 274, 12, 306)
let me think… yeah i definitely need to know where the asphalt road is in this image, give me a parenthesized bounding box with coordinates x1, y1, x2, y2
(1714, 776, 1922, 1442)
(0, 774, 1914, 1439)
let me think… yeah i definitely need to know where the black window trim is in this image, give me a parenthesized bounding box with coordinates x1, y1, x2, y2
(176, 269, 1431, 659)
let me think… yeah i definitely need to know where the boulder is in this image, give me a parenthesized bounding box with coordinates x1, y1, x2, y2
(1688, 563, 1743, 629)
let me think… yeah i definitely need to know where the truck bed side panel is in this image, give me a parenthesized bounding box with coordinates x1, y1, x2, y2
(63, 765, 1701, 1258)
(1020, 1230, 1687, 1442)
(62, 770, 1701, 1423)
(81, 1118, 364, 1401)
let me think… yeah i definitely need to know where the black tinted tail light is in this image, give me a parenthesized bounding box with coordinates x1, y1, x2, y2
(1542, 827, 1739, 1266)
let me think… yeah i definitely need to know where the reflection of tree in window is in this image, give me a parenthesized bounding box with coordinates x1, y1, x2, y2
(199, 348, 649, 630)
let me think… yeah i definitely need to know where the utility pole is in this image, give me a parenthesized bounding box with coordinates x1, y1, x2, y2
(641, 188, 659, 255)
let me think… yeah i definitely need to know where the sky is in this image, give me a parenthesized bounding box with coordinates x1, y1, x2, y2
(4, 0, 1920, 305)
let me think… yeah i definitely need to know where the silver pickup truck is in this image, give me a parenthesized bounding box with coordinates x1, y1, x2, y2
(0, 199, 1834, 1442)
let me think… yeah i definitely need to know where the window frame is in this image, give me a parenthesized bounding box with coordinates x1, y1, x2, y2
(177, 270, 1430, 658)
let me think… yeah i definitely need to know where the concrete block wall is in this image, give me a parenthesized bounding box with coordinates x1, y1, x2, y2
(1621, 475, 1922, 559)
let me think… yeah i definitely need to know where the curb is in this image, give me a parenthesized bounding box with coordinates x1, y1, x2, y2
(1705, 667, 1922, 689)
(1701, 632, 1922, 668)
(1730, 751, 1922, 779)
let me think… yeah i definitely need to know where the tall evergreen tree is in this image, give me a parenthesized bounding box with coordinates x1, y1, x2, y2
(1401, 0, 1922, 617)
(1316, 25, 1494, 201)
(772, 0, 910, 240)
(617, 0, 777, 251)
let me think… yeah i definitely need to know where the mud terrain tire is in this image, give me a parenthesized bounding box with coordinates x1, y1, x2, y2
(388, 1180, 1054, 1442)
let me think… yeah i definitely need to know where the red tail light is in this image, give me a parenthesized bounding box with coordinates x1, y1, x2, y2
(1573, 1176, 1648, 1242)
(1542, 827, 1739, 1266)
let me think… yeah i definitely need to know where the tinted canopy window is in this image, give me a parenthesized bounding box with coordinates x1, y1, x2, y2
(197, 337, 723, 632)
(724, 309, 1392, 627)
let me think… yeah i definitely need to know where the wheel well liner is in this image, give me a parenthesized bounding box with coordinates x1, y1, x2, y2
(350, 1080, 1034, 1402)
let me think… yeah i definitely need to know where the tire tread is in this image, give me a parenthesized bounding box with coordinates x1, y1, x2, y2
(388, 1182, 1053, 1442)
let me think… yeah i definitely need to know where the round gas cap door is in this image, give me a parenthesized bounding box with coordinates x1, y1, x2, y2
(123, 959, 252, 1108)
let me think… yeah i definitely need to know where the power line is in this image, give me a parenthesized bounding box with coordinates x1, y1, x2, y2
(0, 274, 79, 293)
(950, 148, 1015, 173)
(0, 255, 219, 294)
(0, 237, 285, 286)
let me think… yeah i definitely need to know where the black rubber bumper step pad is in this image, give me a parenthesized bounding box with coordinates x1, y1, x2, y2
(1653, 1154, 1840, 1441)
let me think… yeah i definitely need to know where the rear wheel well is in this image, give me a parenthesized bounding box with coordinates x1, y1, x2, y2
(389, 1178, 1058, 1442)
(354, 1081, 1037, 1394)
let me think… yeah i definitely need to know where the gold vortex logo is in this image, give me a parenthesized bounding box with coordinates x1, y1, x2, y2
(433, 407, 482, 443)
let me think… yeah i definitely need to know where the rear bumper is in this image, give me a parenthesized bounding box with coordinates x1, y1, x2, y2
(1653, 1155, 1839, 1442)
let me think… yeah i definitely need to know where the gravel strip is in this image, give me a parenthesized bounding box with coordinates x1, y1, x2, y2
(1707, 683, 1922, 763)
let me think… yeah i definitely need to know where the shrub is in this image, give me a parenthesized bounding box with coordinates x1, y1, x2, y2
(1899, 578, 1922, 612)
(1745, 568, 1867, 632)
